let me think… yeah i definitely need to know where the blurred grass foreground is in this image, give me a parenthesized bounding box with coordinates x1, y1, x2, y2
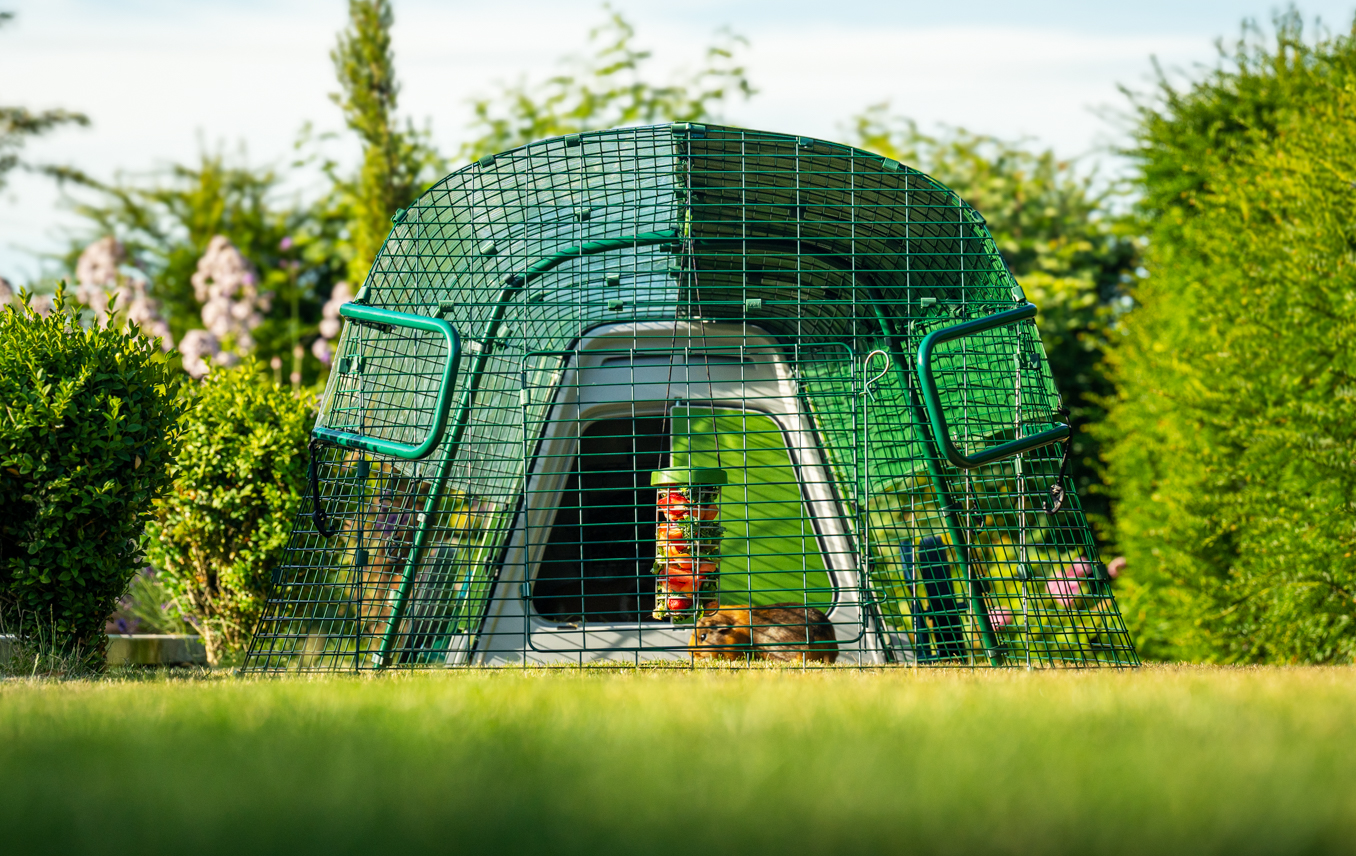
(3, 668, 1355, 855)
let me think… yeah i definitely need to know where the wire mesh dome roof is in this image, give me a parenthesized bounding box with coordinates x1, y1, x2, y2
(245, 123, 1138, 671)
(373, 122, 1020, 356)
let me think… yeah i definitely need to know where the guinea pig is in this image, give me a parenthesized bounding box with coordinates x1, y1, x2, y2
(690, 603, 838, 663)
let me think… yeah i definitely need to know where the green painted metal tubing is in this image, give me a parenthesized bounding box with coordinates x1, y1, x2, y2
(865, 297, 1002, 666)
(375, 229, 679, 667)
(506, 230, 679, 289)
(916, 303, 1070, 470)
(313, 303, 462, 460)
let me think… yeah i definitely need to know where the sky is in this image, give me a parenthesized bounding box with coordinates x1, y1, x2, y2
(2, 0, 1354, 282)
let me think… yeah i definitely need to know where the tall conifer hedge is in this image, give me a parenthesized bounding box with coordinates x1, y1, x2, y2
(1103, 13, 1356, 662)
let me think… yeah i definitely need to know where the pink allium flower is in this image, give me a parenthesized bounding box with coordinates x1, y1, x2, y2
(1047, 578, 1081, 608)
(308, 281, 354, 362)
(320, 283, 353, 325)
(179, 329, 221, 379)
(74, 236, 174, 349)
(988, 608, 1015, 629)
(201, 297, 233, 339)
(125, 297, 175, 350)
(75, 235, 124, 289)
(1064, 560, 1094, 579)
(1047, 561, 1093, 608)
(229, 299, 257, 323)
(311, 337, 333, 366)
(74, 236, 125, 321)
(190, 235, 268, 361)
(28, 294, 53, 316)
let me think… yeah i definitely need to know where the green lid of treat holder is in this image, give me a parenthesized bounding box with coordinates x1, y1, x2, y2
(650, 467, 728, 486)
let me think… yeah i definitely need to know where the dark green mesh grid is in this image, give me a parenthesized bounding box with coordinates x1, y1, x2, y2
(243, 123, 1137, 670)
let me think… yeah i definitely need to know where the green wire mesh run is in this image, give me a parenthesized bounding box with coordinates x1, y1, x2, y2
(242, 123, 1138, 671)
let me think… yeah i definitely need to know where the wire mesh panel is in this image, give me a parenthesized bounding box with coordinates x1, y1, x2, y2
(862, 313, 1133, 667)
(321, 320, 448, 447)
(243, 123, 1137, 671)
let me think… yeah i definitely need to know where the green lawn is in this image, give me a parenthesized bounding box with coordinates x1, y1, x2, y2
(3, 666, 1355, 854)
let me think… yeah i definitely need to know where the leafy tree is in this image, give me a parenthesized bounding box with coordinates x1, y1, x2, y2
(54, 5, 750, 383)
(459, 7, 755, 163)
(53, 1, 448, 377)
(1100, 11, 1356, 662)
(0, 11, 89, 192)
(58, 152, 347, 385)
(850, 106, 1139, 528)
(329, 0, 444, 286)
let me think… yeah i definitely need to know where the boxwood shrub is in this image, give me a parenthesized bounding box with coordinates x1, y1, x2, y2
(0, 288, 185, 668)
(144, 361, 314, 665)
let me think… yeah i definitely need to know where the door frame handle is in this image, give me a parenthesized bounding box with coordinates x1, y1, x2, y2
(312, 303, 462, 460)
(916, 303, 1068, 469)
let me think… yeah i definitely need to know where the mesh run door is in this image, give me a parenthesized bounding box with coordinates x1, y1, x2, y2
(861, 305, 1135, 666)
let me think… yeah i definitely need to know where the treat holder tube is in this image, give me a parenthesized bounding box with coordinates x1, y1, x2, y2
(650, 468, 727, 622)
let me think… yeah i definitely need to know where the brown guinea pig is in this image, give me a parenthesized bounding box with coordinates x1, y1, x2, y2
(690, 603, 838, 663)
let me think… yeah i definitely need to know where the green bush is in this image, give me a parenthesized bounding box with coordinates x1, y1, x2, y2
(0, 287, 185, 667)
(145, 361, 314, 665)
(1102, 14, 1356, 662)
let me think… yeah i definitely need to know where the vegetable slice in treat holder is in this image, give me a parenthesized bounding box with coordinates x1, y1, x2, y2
(650, 467, 727, 622)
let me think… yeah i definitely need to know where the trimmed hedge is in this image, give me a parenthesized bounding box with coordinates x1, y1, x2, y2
(1102, 17, 1356, 661)
(0, 288, 185, 666)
